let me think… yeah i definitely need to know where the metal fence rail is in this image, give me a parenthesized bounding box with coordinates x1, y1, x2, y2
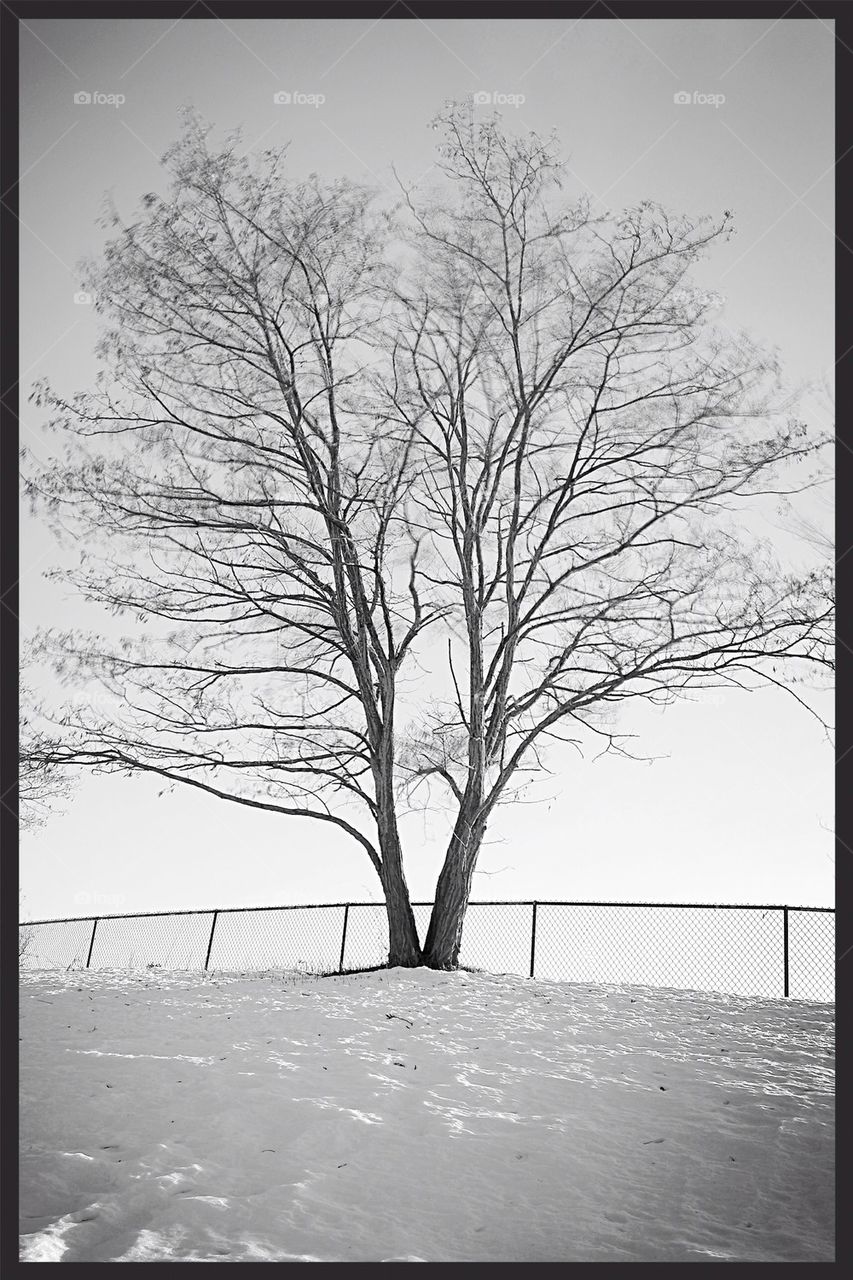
(19, 900, 835, 1002)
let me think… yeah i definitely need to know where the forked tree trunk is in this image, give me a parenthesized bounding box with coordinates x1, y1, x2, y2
(422, 561, 490, 970)
(421, 804, 487, 969)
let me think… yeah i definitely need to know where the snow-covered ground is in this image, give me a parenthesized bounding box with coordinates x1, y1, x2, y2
(20, 967, 834, 1262)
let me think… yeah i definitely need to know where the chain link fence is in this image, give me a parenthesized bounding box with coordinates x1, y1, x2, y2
(19, 900, 835, 1001)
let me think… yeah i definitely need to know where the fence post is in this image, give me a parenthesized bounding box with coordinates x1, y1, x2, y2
(783, 906, 789, 998)
(86, 918, 98, 969)
(529, 902, 538, 979)
(339, 904, 350, 973)
(204, 910, 219, 971)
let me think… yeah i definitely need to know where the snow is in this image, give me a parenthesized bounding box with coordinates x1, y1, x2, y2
(20, 966, 833, 1262)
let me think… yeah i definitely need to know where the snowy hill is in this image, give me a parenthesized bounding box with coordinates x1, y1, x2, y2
(19, 966, 834, 1262)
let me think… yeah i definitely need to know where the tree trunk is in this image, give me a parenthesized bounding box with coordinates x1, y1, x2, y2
(381, 864, 422, 967)
(376, 793, 422, 962)
(421, 803, 486, 969)
(374, 746, 422, 967)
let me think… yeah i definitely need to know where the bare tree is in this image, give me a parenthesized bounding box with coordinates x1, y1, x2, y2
(383, 105, 833, 967)
(28, 107, 832, 970)
(27, 114, 440, 965)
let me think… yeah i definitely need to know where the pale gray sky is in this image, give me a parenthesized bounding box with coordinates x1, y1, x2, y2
(19, 17, 834, 920)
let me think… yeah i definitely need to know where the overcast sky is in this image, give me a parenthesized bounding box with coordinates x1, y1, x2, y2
(19, 17, 834, 921)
